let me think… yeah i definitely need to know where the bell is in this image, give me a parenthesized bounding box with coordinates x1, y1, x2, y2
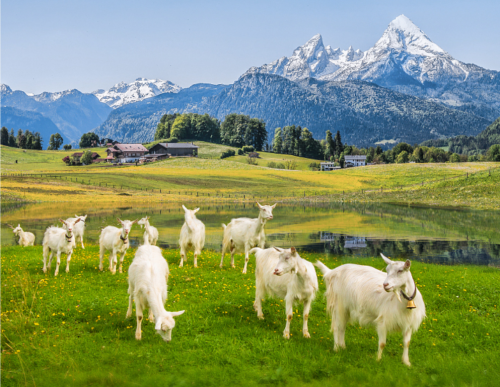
(406, 300, 416, 309)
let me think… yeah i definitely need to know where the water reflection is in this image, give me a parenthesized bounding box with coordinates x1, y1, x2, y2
(1, 201, 499, 266)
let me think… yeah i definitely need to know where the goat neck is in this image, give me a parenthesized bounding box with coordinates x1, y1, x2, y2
(184, 212, 197, 230)
(257, 211, 268, 229)
(400, 272, 417, 303)
(120, 227, 129, 243)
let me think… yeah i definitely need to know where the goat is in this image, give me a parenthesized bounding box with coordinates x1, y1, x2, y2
(42, 218, 81, 276)
(126, 244, 185, 342)
(315, 254, 426, 366)
(220, 202, 276, 274)
(138, 216, 159, 245)
(62, 214, 87, 249)
(251, 246, 318, 339)
(99, 218, 137, 274)
(179, 205, 205, 268)
(8, 224, 35, 246)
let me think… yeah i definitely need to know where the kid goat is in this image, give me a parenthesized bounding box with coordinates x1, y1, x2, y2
(42, 218, 81, 276)
(220, 202, 276, 274)
(251, 247, 318, 339)
(138, 216, 159, 245)
(179, 205, 205, 268)
(99, 218, 137, 274)
(126, 244, 185, 342)
(62, 214, 87, 249)
(8, 224, 35, 246)
(315, 254, 426, 366)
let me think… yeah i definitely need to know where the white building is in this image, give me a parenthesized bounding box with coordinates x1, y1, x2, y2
(320, 162, 341, 171)
(344, 155, 367, 167)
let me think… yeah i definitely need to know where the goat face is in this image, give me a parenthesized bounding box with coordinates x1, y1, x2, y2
(155, 310, 185, 342)
(381, 254, 412, 294)
(182, 205, 199, 222)
(117, 218, 137, 237)
(75, 214, 88, 223)
(257, 202, 276, 221)
(12, 224, 22, 235)
(60, 218, 81, 236)
(137, 216, 149, 229)
(273, 247, 298, 276)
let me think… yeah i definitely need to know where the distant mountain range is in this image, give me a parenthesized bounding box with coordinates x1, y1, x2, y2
(92, 78, 182, 109)
(1, 84, 111, 146)
(3, 14, 499, 148)
(94, 73, 490, 147)
(244, 15, 500, 122)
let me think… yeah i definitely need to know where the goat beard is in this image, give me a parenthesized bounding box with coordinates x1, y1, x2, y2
(395, 290, 402, 304)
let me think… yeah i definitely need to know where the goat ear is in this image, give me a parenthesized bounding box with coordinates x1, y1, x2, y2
(170, 310, 185, 317)
(59, 219, 66, 225)
(75, 214, 79, 218)
(117, 218, 123, 225)
(404, 260, 411, 270)
(290, 247, 297, 255)
(256, 202, 263, 209)
(74, 218, 81, 224)
(271, 203, 277, 209)
(273, 247, 283, 252)
(182, 205, 188, 212)
(194, 208, 200, 213)
(131, 219, 138, 224)
(18, 224, 21, 228)
(380, 253, 392, 265)
(155, 320, 162, 331)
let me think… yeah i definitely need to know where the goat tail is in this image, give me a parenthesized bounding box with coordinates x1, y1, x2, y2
(314, 260, 331, 276)
(249, 247, 262, 255)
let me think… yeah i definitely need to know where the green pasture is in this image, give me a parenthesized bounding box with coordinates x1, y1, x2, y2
(2, 245, 499, 386)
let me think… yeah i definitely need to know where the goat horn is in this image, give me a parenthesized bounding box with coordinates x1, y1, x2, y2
(6, 224, 14, 229)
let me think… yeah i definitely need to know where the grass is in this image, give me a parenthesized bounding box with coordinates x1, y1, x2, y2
(1, 245, 499, 386)
(1, 145, 499, 209)
(227, 152, 320, 171)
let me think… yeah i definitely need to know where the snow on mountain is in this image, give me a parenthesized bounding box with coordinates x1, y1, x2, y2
(93, 78, 182, 109)
(243, 14, 500, 121)
(244, 34, 363, 81)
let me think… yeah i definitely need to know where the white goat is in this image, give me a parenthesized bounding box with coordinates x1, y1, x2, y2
(179, 205, 205, 268)
(138, 216, 159, 245)
(62, 214, 87, 249)
(8, 224, 35, 246)
(42, 218, 81, 276)
(99, 218, 137, 274)
(315, 254, 426, 366)
(251, 246, 318, 339)
(220, 202, 276, 274)
(126, 244, 185, 342)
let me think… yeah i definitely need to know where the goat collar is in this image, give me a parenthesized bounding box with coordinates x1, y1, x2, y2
(400, 280, 417, 309)
(120, 234, 128, 243)
(65, 233, 73, 241)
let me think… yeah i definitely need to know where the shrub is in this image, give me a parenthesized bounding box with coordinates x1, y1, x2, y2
(237, 148, 244, 155)
(396, 151, 409, 164)
(276, 163, 286, 169)
(220, 149, 236, 159)
(285, 160, 298, 170)
(63, 144, 72, 151)
(242, 145, 254, 153)
(246, 155, 258, 165)
(81, 150, 93, 165)
(166, 137, 178, 143)
(267, 161, 277, 168)
(309, 162, 321, 171)
(487, 144, 500, 161)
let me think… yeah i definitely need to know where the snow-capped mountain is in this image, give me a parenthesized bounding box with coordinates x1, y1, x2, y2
(245, 34, 364, 81)
(244, 15, 500, 121)
(93, 78, 182, 109)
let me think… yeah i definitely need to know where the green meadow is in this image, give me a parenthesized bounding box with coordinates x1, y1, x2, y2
(1, 245, 498, 387)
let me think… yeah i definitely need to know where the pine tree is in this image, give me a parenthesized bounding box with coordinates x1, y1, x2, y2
(8, 129, 17, 147)
(325, 130, 334, 159)
(48, 133, 63, 150)
(1, 127, 9, 146)
(33, 132, 43, 150)
(334, 131, 343, 157)
(273, 128, 283, 153)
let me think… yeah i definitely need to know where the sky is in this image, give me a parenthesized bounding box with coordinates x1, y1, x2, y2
(2, 0, 500, 94)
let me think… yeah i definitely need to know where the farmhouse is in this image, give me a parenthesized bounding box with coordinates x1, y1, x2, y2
(320, 162, 341, 171)
(106, 144, 148, 164)
(148, 142, 199, 157)
(345, 155, 367, 167)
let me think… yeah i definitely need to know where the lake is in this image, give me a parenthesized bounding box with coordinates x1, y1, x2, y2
(2, 201, 499, 266)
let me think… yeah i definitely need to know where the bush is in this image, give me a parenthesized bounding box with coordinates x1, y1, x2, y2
(449, 153, 461, 163)
(309, 162, 321, 171)
(285, 160, 298, 170)
(246, 155, 258, 165)
(81, 150, 93, 165)
(166, 137, 178, 143)
(487, 144, 500, 161)
(63, 144, 72, 151)
(220, 149, 236, 159)
(267, 161, 277, 168)
(237, 148, 244, 155)
(242, 145, 254, 153)
(276, 163, 286, 169)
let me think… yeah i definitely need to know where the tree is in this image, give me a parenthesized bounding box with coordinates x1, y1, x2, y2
(8, 129, 17, 147)
(325, 130, 335, 159)
(48, 133, 64, 150)
(63, 144, 72, 150)
(273, 128, 283, 153)
(301, 128, 323, 159)
(33, 132, 43, 150)
(375, 145, 383, 155)
(16, 129, 27, 149)
(393, 142, 413, 158)
(170, 114, 192, 140)
(396, 151, 409, 164)
(334, 131, 343, 157)
(81, 150, 93, 165)
(449, 153, 461, 163)
(79, 132, 99, 148)
(487, 144, 500, 161)
(1, 127, 9, 145)
(154, 113, 180, 140)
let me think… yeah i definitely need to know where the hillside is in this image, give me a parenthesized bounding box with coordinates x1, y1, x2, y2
(93, 73, 490, 148)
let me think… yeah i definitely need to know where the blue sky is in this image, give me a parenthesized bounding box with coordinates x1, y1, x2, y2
(2, 0, 499, 93)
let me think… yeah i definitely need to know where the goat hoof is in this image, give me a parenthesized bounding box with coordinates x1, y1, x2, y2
(257, 314, 264, 320)
(283, 332, 290, 339)
(135, 334, 142, 340)
(403, 360, 411, 367)
(126, 311, 132, 318)
(65, 268, 69, 273)
(303, 331, 311, 338)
